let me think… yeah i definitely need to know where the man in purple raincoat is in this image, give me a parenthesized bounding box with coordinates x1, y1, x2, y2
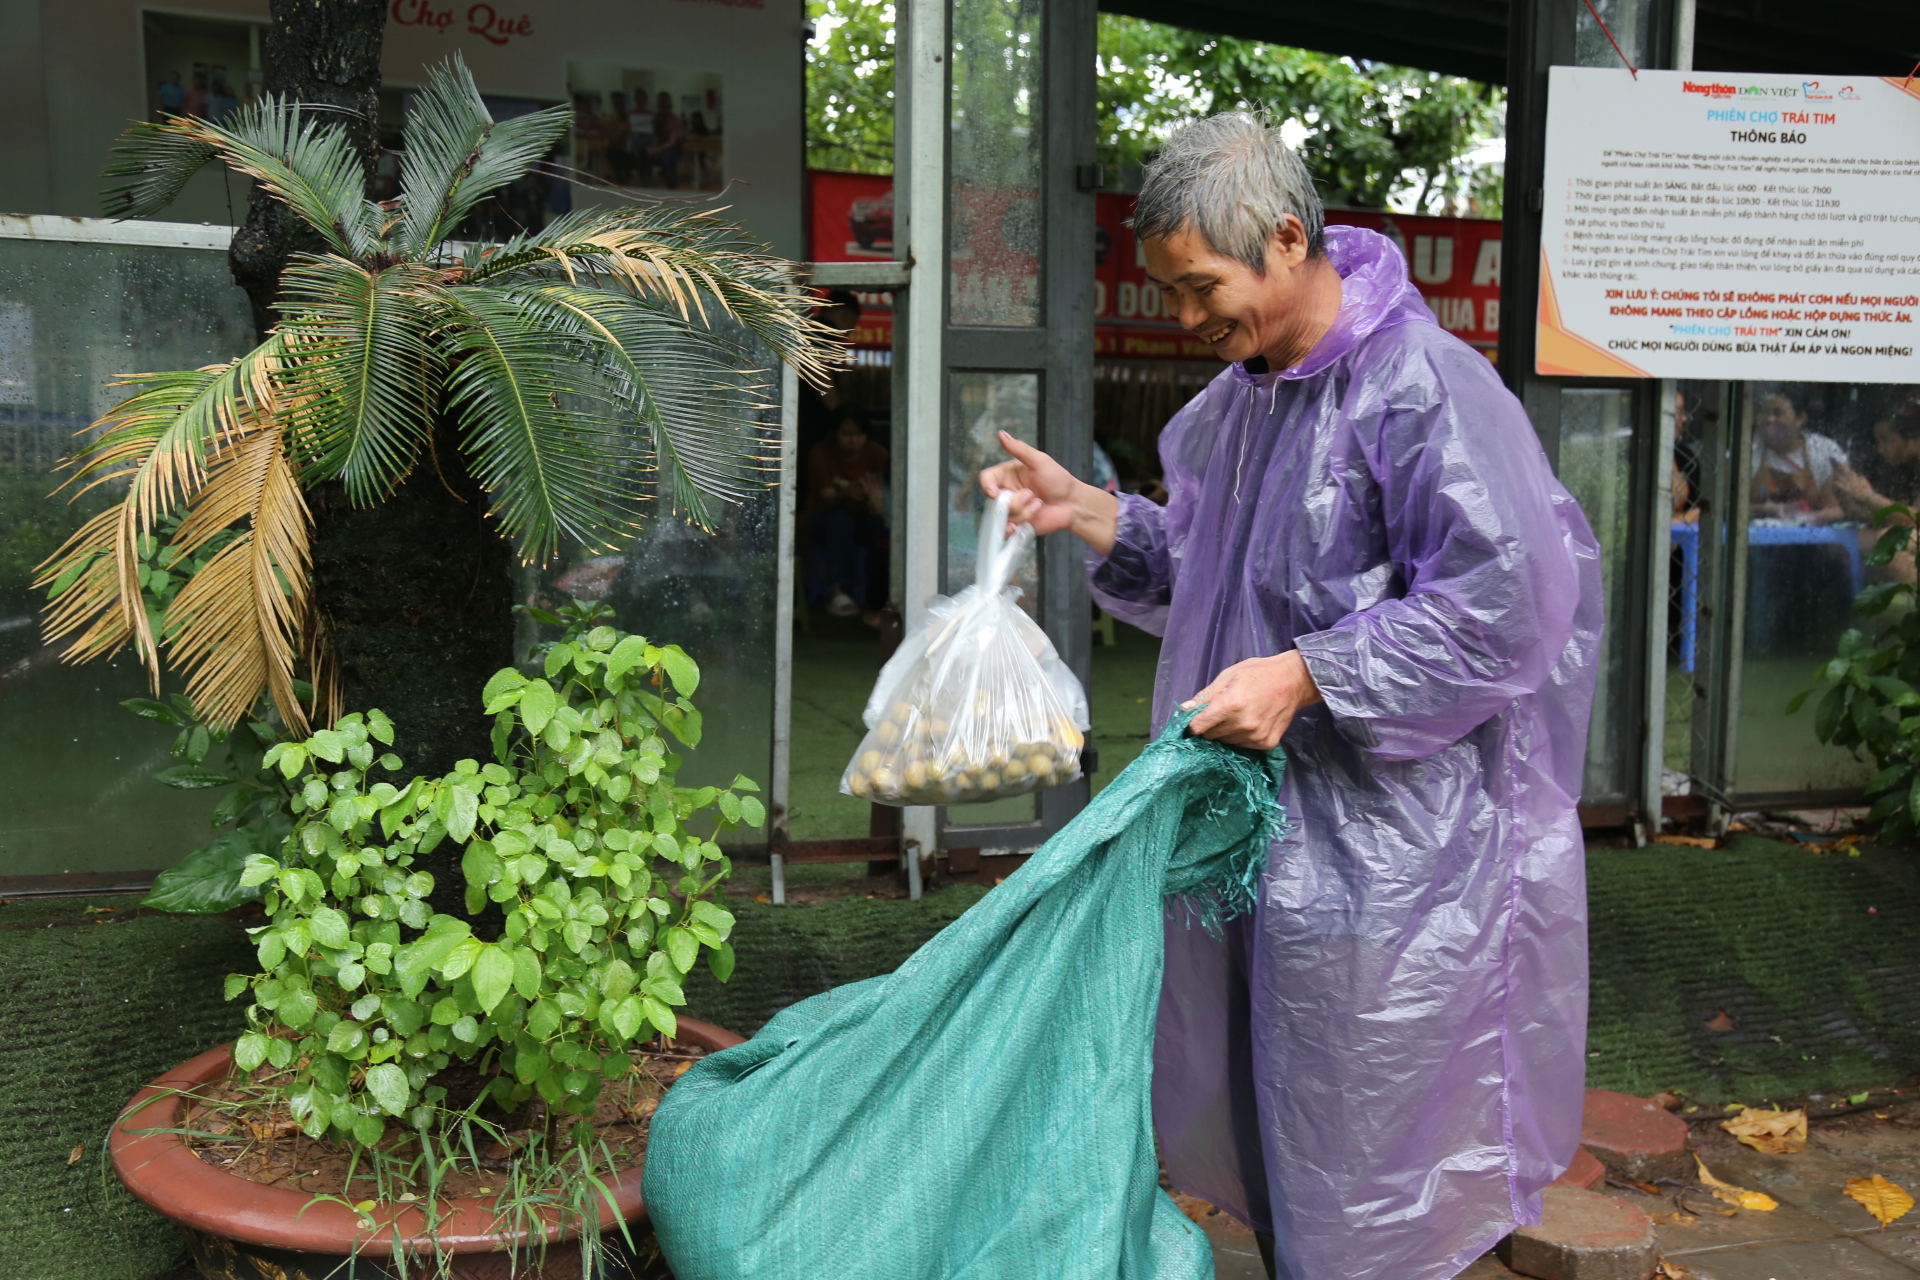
(982, 112, 1603, 1280)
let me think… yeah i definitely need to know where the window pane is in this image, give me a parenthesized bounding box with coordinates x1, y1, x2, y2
(945, 371, 1040, 606)
(1559, 387, 1634, 804)
(1574, 0, 1654, 69)
(1735, 380, 1883, 797)
(943, 370, 1039, 827)
(1663, 380, 1715, 793)
(948, 0, 1042, 327)
(517, 324, 779, 836)
(0, 237, 255, 875)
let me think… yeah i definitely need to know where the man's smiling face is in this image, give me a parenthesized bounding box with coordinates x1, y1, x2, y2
(1141, 217, 1315, 366)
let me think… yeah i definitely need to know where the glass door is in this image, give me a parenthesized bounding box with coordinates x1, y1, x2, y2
(936, 0, 1097, 853)
(891, 0, 1097, 884)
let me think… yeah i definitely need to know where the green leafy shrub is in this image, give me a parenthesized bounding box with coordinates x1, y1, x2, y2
(128, 693, 295, 912)
(1794, 505, 1920, 841)
(128, 518, 298, 914)
(226, 625, 759, 1149)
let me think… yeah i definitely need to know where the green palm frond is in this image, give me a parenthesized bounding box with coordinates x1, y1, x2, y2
(463, 205, 843, 390)
(277, 255, 440, 502)
(99, 121, 219, 221)
(434, 287, 649, 559)
(103, 97, 378, 256)
(523, 282, 777, 530)
(396, 56, 572, 259)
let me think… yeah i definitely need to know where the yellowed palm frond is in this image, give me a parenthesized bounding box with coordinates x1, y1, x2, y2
(164, 420, 314, 732)
(35, 505, 140, 663)
(300, 607, 344, 730)
(35, 342, 286, 684)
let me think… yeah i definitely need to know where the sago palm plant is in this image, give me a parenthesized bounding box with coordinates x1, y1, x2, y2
(38, 57, 834, 737)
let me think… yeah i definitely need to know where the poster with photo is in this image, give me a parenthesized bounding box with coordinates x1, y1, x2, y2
(567, 63, 724, 194)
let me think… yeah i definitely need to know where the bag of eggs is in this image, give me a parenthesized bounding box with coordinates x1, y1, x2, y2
(841, 494, 1090, 807)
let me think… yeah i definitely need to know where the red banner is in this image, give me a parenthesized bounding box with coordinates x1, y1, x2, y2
(808, 170, 1502, 362)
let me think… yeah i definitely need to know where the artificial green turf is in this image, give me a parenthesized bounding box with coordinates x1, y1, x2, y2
(1584, 835, 1920, 1103)
(680, 888, 990, 1034)
(7, 832, 1916, 1278)
(1085, 619, 1163, 796)
(0, 896, 254, 1280)
(786, 613, 887, 842)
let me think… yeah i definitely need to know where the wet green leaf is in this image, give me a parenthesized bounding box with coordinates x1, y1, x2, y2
(365, 1062, 408, 1116)
(472, 944, 515, 1013)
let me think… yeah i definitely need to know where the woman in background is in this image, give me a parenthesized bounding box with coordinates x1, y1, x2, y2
(1751, 386, 1847, 524)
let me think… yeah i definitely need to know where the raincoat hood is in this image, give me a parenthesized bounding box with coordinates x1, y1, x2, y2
(1232, 223, 1435, 386)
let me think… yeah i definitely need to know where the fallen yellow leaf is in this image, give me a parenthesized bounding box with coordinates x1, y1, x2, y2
(1844, 1175, 1916, 1227)
(1695, 1156, 1777, 1211)
(66, 1143, 84, 1166)
(1720, 1107, 1808, 1154)
(672, 1059, 693, 1078)
(1656, 1261, 1698, 1279)
(1650, 1210, 1699, 1226)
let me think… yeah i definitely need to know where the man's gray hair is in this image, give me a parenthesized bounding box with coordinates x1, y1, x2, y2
(1132, 111, 1325, 271)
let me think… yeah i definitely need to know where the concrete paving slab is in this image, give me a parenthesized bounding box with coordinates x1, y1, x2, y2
(1457, 1255, 1523, 1278)
(1599, 1181, 1839, 1257)
(1708, 1143, 1920, 1237)
(1554, 1148, 1608, 1191)
(1198, 1220, 1274, 1280)
(1675, 1234, 1920, 1279)
(1193, 1209, 1266, 1280)
(1855, 1223, 1920, 1271)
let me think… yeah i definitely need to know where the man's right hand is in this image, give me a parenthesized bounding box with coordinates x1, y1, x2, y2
(978, 432, 1120, 555)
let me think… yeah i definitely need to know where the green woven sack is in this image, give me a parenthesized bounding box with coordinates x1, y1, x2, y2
(644, 712, 1285, 1278)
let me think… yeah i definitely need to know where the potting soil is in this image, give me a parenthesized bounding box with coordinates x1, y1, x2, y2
(643, 711, 1286, 1280)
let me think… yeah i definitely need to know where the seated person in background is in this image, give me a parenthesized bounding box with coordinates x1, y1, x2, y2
(1672, 389, 1702, 524)
(808, 407, 888, 620)
(1751, 387, 1846, 523)
(1835, 393, 1920, 584)
(795, 289, 863, 474)
(1672, 460, 1699, 523)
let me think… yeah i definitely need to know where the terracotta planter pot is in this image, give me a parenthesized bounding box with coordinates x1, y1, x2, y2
(111, 1018, 744, 1280)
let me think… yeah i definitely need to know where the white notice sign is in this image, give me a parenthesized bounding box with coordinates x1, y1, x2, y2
(1539, 66, 1920, 382)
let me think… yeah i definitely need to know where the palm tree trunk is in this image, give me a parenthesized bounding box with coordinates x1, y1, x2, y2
(229, 0, 387, 335)
(308, 423, 516, 914)
(228, 4, 517, 918)
(308, 423, 515, 781)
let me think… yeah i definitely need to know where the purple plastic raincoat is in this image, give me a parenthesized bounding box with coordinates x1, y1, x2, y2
(1089, 225, 1603, 1280)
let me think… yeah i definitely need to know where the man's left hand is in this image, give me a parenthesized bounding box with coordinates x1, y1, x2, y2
(1182, 651, 1323, 750)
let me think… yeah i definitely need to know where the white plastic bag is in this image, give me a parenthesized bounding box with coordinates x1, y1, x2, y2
(841, 494, 1089, 807)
